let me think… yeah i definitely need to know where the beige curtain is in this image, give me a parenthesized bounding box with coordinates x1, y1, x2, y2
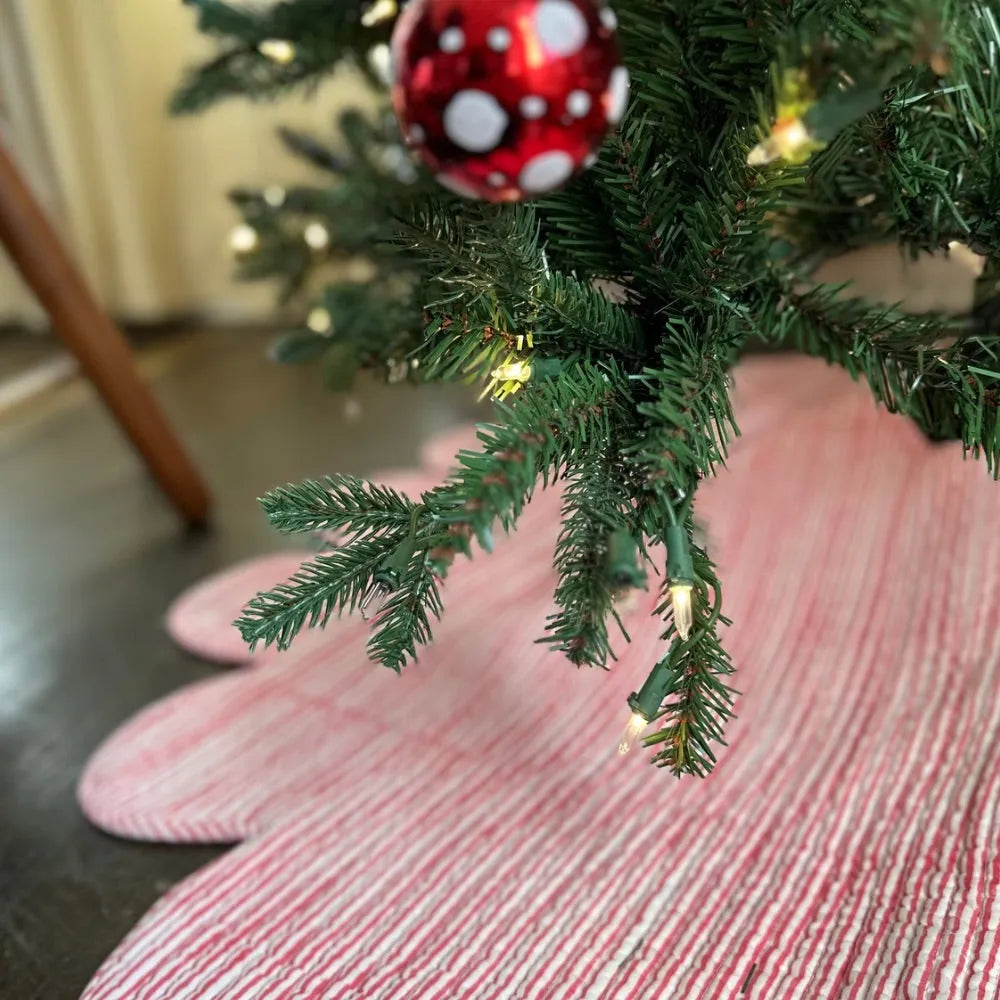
(0, 0, 373, 326)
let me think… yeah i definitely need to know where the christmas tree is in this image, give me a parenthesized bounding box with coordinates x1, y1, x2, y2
(175, 0, 1000, 777)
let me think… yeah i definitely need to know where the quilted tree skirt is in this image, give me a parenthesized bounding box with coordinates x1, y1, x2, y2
(78, 357, 1000, 999)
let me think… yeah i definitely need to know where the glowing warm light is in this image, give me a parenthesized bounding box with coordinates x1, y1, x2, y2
(307, 307, 332, 333)
(747, 116, 812, 166)
(617, 712, 648, 755)
(264, 185, 287, 207)
(361, 0, 398, 26)
(670, 582, 694, 641)
(491, 360, 532, 383)
(304, 222, 331, 250)
(258, 39, 297, 64)
(482, 354, 537, 401)
(229, 224, 259, 253)
(368, 43, 393, 85)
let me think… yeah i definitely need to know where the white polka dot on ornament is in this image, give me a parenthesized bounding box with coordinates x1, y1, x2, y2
(438, 27, 464, 52)
(487, 26, 512, 51)
(519, 150, 575, 194)
(519, 95, 548, 120)
(607, 66, 630, 125)
(566, 90, 592, 117)
(443, 90, 509, 152)
(534, 0, 589, 56)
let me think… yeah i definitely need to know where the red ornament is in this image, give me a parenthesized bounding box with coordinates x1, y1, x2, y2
(391, 0, 628, 202)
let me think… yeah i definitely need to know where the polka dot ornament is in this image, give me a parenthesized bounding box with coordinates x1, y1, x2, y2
(391, 0, 628, 202)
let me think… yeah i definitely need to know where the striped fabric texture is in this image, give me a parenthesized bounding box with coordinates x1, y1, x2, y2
(165, 552, 318, 665)
(78, 357, 1000, 998)
(164, 471, 448, 666)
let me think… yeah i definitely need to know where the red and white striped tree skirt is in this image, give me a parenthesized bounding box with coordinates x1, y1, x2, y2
(78, 357, 1000, 998)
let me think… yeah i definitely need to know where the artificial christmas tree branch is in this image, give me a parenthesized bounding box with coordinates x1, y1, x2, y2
(182, 0, 1000, 776)
(238, 361, 633, 655)
(172, 0, 386, 112)
(259, 478, 420, 537)
(767, 283, 1000, 467)
(543, 444, 635, 668)
(238, 536, 413, 651)
(423, 360, 632, 542)
(643, 543, 735, 776)
(404, 204, 646, 372)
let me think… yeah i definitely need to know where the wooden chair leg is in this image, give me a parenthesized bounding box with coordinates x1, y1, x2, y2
(0, 142, 210, 526)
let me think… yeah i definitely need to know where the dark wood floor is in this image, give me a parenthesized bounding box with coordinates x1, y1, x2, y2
(0, 328, 480, 998)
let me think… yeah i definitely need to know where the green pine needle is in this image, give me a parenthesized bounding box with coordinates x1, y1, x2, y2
(188, 0, 1000, 777)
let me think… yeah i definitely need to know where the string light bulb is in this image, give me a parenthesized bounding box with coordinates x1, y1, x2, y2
(229, 223, 259, 254)
(492, 359, 532, 383)
(665, 523, 696, 642)
(361, 0, 398, 26)
(746, 66, 824, 167)
(617, 711, 648, 755)
(304, 222, 331, 251)
(307, 307, 332, 334)
(483, 353, 561, 401)
(747, 65, 883, 168)
(481, 355, 532, 401)
(747, 115, 814, 166)
(367, 43, 392, 85)
(264, 184, 287, 208)
(618, 657, 674, 757)
(258, 39, 297, 64)
(669, 581, 694, 641)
